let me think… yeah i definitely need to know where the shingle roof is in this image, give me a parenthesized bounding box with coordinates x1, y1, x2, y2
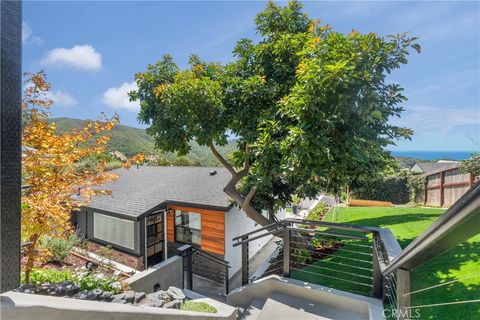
(411, 162, 459, 174)
(87, 166, 232, 219)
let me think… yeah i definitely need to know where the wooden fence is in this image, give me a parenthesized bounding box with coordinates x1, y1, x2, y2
(423, 167, 477, 207)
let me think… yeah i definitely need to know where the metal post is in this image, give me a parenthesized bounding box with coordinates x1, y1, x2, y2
(241, 235, 249, 285)
(283, 227, 290, 277)
(397, 268, 411, 320)
(372, 236, 383, 299)
(177, 244, 193, 291)
(224, 264, 229, 294)
(0, 0, 22, 293)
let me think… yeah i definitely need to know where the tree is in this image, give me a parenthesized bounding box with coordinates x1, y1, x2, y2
(131, 1, 419, 226)
(21, 72, 144, 282)
(460, 154, 480, 177)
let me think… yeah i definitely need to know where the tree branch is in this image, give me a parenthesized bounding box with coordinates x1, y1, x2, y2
(209, 143, 236, 175)
(243, 185, 257, 208)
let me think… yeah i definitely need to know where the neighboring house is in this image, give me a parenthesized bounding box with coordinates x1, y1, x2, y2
(72, 166, 277, 280)
(409, 161, 459, 174)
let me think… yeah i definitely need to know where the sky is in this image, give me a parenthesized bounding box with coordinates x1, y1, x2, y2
(23, 1, 480, 152)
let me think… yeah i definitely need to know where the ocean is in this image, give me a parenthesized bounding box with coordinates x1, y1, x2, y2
(390, 151, 476, 161)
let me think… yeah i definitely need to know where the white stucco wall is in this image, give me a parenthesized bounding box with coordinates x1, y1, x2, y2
(224, 207, 286, 279)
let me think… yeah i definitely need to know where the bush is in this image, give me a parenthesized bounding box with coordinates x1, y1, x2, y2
(180, 301, 217, 313)
(21, 268, 74, 286)
(350, 177, 410, 204)
(305, 202, 327, 221)
(41, 234, 80, 262)
(21, 268, 125, 294)
(76, 272, 123, 293)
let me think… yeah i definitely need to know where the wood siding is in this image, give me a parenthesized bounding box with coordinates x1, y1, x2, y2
(166, 205, 225, 255)
(166, 211, 174, 242)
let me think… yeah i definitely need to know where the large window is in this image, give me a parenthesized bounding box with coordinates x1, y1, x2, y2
(93, 212, 135, 250)
(175, 210, 201, 245)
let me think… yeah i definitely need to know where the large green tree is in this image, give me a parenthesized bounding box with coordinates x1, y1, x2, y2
(131, 1, 419, 226)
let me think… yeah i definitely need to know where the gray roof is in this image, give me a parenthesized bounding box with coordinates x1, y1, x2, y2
(87, 166, 232, 219)
(411, 162, 459, 174)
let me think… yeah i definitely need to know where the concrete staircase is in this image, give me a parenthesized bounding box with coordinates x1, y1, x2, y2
(228, 276, 385, 320)
(238, 293, 368, 320)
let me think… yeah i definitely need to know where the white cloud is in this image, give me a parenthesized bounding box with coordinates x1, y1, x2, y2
(391, 105, 480, 132)
(22, 22, 42, 44)
(41, 45, 102, 71)
(102, 82, 139, 111)
(48, 91, 78, 108)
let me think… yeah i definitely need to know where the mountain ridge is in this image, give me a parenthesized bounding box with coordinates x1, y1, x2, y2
(51, 117, 235, 166)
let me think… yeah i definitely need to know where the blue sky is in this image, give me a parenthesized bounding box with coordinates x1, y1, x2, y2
(23, 1, 479, 152)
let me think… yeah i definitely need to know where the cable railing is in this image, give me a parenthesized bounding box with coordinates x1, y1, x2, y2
(232, 218, 397, 298)
(232, 184, 479, 319)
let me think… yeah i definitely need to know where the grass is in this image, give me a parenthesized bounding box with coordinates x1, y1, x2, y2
(180, 301, 217, 313)
(291, 206, 480, 319)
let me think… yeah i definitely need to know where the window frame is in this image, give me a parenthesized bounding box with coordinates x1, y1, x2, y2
(174, 210, 202, 246)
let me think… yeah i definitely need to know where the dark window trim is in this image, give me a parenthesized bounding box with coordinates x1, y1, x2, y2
(174, 210, 202, 246)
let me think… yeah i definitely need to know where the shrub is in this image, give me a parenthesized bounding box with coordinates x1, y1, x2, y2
(180, 301, 217, 313)
(350, 177, 410, 204)
(41, 234, 80, 262)
(21, 268, 125, 294)
(76, 272, 124, 293)
(21, 268, 74, 286)
(305, 202, 327, 221)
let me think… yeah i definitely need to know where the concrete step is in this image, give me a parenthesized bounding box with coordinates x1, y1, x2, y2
(256, 293, 369, 320)
(238, 298, 265, 320)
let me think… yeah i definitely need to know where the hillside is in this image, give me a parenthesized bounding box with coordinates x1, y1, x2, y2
(51, 117, 236, 166)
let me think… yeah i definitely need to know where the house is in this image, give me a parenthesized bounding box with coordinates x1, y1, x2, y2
(72, 166, 276, 279)
(409, 161, 459, 174)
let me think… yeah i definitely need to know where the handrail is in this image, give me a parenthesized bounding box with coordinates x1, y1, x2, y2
(288, 227, 369, 240)
(232, 220, 284, 242)
(194, 248, 230, 268)
(384, 183, 480, 274)
(284, 218, 375, 233)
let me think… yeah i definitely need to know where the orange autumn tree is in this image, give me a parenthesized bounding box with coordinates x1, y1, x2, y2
(21, 71, 144, 282)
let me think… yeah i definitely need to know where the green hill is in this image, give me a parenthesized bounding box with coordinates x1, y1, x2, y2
(51, 117, 236, 166)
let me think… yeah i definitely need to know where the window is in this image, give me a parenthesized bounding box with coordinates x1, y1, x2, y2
(93, 212, 135, 250)
(175, 210, 201, 245)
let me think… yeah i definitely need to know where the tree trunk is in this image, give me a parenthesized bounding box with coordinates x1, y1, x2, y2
(24, 234, 39, 284)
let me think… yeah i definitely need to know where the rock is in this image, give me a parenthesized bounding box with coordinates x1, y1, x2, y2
(112, 293, 126, 300)
(73, 290, 89, 299)
(137, 298, 158, 307)
(167, 286, 185, 301)
(154, 299, 166, 308)
(112, 298, 127, 304)
(157, 290, 171, 301)
(69, 285, 81, 296)
(84, 290, 101, 300)
(100, 291, 114, 302)
(123, 291, 136, 303)
(17, 283, 37, 294)
(36, 284, 50, 295)
(163, 299, 181, 309)
(134, 292, 146, 303)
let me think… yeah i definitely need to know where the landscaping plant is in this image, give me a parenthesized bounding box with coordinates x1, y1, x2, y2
(21, 72, 145, 283)
(41, 234, 80, 262)
(131, 0, 420, 227)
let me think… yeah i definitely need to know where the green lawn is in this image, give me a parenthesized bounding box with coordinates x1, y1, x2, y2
(291, 206, 480, 319)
